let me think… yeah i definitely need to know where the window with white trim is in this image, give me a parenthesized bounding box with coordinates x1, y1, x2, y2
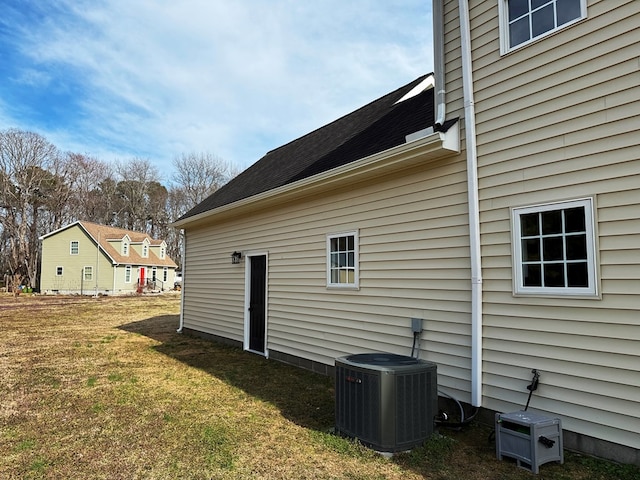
(70, 241, 79, 255)
(83, 266, 93, 282)
(125, 265, 132, 283)
(163, 267, 168, 282)
(512, 198, 597, 296)
(160, 246, 166, 259)
(123, 241, 129, 256)
(327, 231, 359, 289)
(142, 244, 149, 258)
(499, 0, 586, 53)
(56, 266, 63, 276)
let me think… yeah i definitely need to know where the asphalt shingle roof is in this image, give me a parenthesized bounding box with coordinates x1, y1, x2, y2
(179, 74, 440, 221)
(78, 221, 178, 268)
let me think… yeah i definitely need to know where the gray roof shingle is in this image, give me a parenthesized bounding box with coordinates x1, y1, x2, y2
(179, 74, 441, 221)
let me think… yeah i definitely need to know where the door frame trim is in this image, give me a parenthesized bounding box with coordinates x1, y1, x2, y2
(243, 251, 269, 357)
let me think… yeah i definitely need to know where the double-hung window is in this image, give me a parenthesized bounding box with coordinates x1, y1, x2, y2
(500, 0, 586, 53)
(327, 231, 359, 289)
(512, 198, 597, 296)
(83, 266, 93, 282)
(125, 265, 132, 283)
(70, 241, 79, 255)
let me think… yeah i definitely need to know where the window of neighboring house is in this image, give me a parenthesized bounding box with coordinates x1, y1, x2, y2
(70, 241, 79, 255)
(160, 246, 166, 259)
(56, 266, 63, 276)
(152, 267, 157, 281)
(142, 244, 149, 258)
(83, 266, 93, 282)
(125, 265, 132, 283)
(512, 198, 597, 296)
(327, 231, 359, 289)
(123, 242, 129, 256)
(500, 0, 586, 53)
(163, 267, 168, 282)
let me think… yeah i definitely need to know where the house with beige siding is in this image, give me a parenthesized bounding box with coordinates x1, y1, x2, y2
(40, 221, 178, 295)
(173, 0, 639, 464)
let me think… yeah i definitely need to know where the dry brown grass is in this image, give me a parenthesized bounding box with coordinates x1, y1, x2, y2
(1, 293, 638, 479)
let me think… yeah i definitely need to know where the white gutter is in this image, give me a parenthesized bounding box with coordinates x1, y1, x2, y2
(458, 0, 483, 408)
(433, 0, 447, 127)
(176, 230, 186, 333)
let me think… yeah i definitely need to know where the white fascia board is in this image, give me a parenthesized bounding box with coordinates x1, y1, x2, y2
(395, 75, 435, 104)
(172, 125, 459, 229)
(38, 220, 82, 240)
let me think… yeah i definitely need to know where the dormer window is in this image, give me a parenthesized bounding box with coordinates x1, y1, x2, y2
(160, 246, 166, 259)
(121, 235, 131, 256)
(142, 243, 149, 258)
(500, 0, 586, 53)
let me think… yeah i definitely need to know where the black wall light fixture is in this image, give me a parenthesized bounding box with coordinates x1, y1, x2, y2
(231, 251, 242, 264)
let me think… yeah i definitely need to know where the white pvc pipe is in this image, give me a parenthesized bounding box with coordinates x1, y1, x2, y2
(458, 0, 483, 408)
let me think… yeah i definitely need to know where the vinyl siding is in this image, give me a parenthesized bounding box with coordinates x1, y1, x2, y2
(182, 157, 474, 399)
(445, 0, 640, 448)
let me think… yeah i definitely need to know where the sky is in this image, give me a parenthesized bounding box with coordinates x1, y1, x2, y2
(0, 0, 433, 183)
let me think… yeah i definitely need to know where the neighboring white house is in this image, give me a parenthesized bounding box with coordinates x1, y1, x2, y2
(40, 221, 178, 295)
(172, 1, 639, 465)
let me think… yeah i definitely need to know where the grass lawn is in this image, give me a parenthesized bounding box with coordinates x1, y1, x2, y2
(1, 294, 638, 479)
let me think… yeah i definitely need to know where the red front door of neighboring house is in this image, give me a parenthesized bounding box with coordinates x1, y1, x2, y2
(139, 267, 145, 286)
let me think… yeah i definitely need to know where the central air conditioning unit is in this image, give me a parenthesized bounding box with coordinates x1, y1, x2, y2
(335, 353, 437, 453)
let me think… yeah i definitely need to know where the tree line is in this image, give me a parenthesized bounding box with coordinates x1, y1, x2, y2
(0, 128, 237, 290)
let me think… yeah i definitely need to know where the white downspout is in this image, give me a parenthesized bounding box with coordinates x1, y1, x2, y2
(433, 0, 446, 127)
(177, 230, 186, 333)
(458, 0, 483, 408)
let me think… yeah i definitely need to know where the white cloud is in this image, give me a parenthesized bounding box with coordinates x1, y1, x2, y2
(1, 0, 433, 179)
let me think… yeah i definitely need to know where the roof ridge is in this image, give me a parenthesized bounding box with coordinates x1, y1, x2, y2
(264, 74, 432, 158)
(177, 73, 436, 222)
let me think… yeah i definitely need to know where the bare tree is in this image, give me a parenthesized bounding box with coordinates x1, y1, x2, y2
(0, 129, 58, 287)
(168, 152, 238, 268)
(172, 152, 237, 208)
(64, 153, 115, 224)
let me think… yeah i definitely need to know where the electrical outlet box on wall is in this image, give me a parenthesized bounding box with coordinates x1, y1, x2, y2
(411, 317, 423, 333)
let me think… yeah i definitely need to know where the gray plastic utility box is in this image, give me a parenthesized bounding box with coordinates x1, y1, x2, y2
(495, 411, 564, 474)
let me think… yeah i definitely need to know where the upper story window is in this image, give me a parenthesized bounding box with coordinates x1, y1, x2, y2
(511, 198, 598, 297)
(500, 0, 586, 53)
(70, 241, 79, 255)
(123, 241, 129, 256)
(160, 246, 166, 259)
(142, 244, 149, 258)
(327, 230, 359, 289)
